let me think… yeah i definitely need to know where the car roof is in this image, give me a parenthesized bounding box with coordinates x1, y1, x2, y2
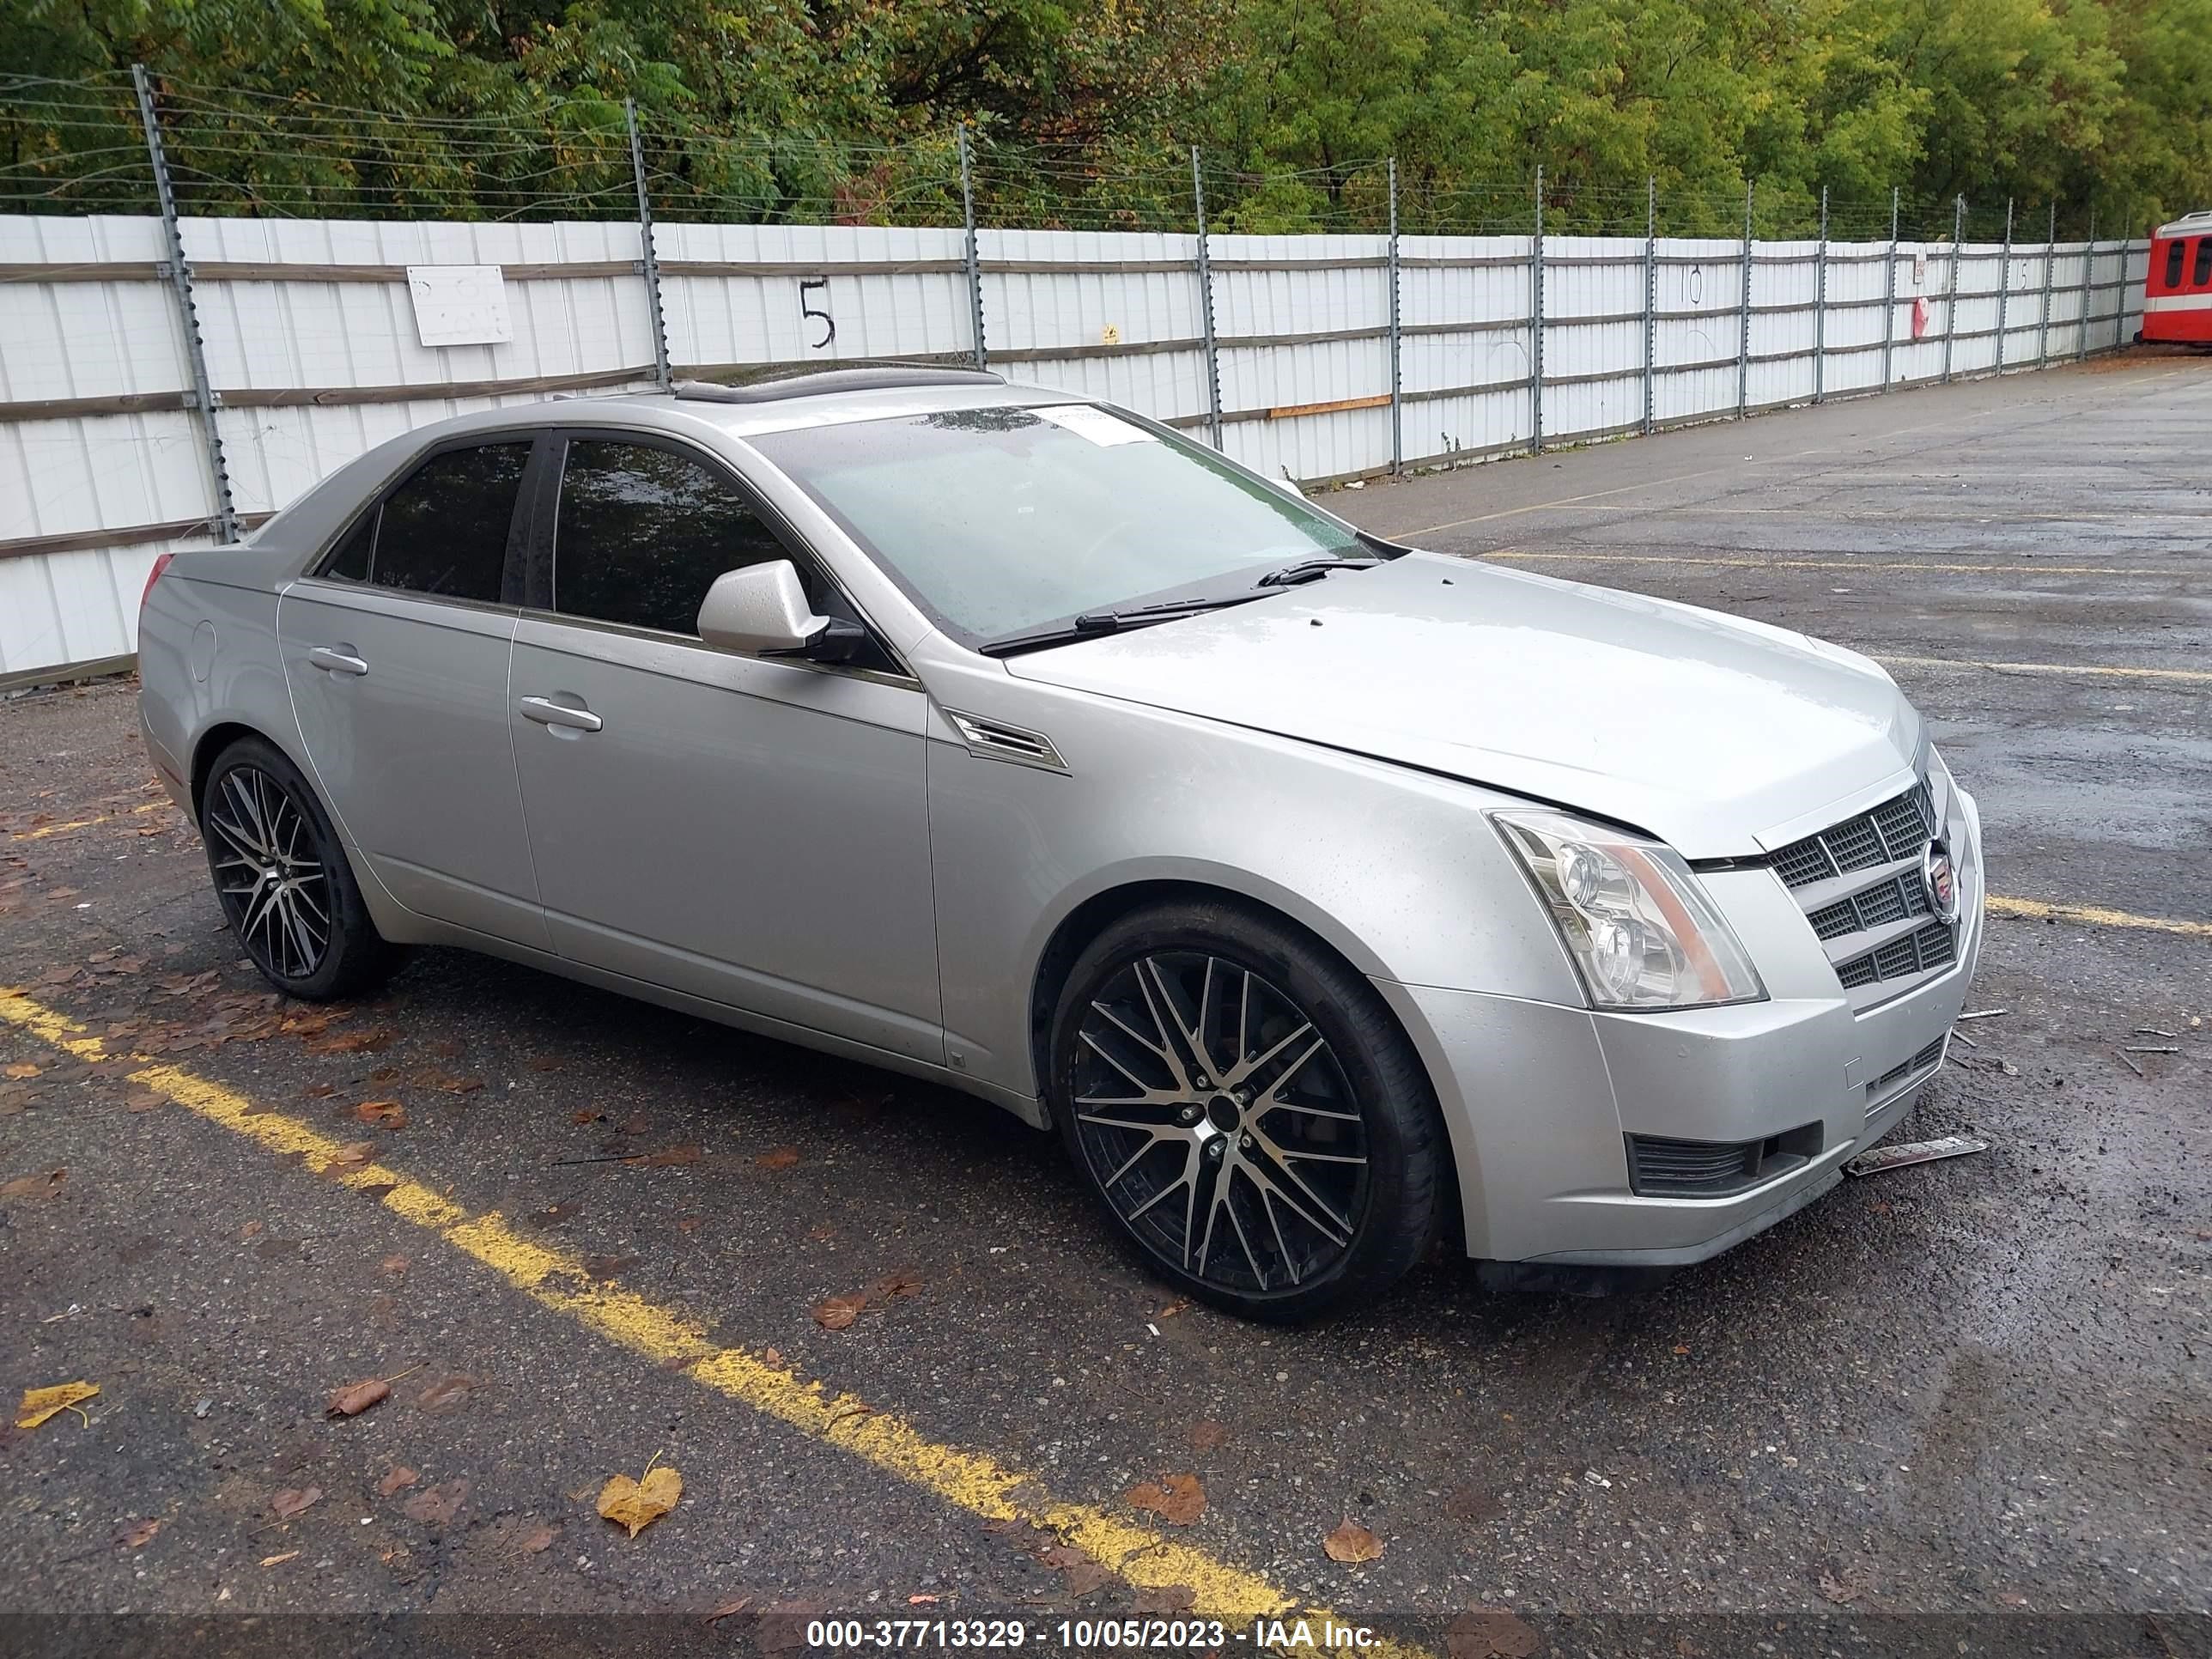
(2154, 209, 2212, 238)
(550, 370, 1078, 441)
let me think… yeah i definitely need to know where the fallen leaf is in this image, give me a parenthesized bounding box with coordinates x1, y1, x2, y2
(1133, 1585, 1195, 1615)
(379, 1255, 409, 1277)
(259, 1551, 299, 1568)
(305, 1027, 391, 1054)
(403, 1480, 469, 1527)
(415, 1375, 475, 1413)
(322, 1141, 377, 1176)
(584, 1254, 638, 1279)
(1444, 1608, 1541, 1659)
(812, 1295, 865, 1332)
(754, 1146, 800, 1170)
(1064, 1561, 1110, 1596)
(526, 1055, 563, 1072)
(763, 1347, 785, 1368)
(0, 1168, 66, 1200)
(429, 1039, 464, 1058)
(1187, 1419, 1228, 1453)
(240, 1221, 264, 1240)
(1817, 1571, 1862, 1606)
(325, 1378, 390, 1418)
(1322, 1519, 1384, 1564)
(118, 1517, 162, 1549)
(123, 1084, 168, 1112)
(270, 1486, 322, 1522)
(516, 1521, 559, 1554)
(434, 1074, 484, 1095)
(629, 1144, 702, 1168)
(1126, 1472, 1206, 1527)
(872, 1271, 923, 1299)
(3, 1062, 39, 1079)
(378, 1466, 420, 1496)
(706, 1596, 753, 1625)
(16, 1381, 100, 1429)
(354, 1100, 407, 1129)
(571, 1110, 599, 1126)
(908, 1594, 940, 1606)
(598, 1463, 682, 1538)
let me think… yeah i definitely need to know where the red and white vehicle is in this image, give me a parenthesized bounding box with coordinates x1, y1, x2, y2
(2143, 210, 2212, 347)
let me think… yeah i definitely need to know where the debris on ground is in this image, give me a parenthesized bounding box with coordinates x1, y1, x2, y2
(1844, 1134, 1990, 1178)
(16, 1381, 100, 1429)
(598, 1455, 681, 1538)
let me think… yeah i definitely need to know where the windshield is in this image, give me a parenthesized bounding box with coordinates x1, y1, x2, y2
(747, 404, 1365, 647)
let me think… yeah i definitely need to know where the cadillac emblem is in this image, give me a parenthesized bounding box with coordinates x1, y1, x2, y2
(1922, 842, 1960, 924)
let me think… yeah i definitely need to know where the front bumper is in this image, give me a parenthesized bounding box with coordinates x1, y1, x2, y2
(1378, 784, 1984, 1267)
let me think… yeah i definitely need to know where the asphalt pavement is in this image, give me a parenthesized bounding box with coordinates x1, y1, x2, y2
(3, 350, 2207, 1657)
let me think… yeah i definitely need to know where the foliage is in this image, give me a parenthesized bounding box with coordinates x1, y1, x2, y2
(2, 0, 2205, 231)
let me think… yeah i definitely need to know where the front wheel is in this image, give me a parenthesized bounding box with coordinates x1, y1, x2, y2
(200, 735, 400, 1000)
(1048, 898, 1447, 1322)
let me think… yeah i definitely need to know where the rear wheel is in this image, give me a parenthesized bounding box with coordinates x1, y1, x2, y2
(1048, 898, 1445, 1322)
(200, 735, 400, 1000)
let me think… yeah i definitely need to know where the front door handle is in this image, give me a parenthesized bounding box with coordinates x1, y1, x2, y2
(307, 645, 368, 677)
(518, 696, 604, 733)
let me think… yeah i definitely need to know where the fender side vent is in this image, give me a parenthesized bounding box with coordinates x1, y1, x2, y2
(945, 711, 1067, 774)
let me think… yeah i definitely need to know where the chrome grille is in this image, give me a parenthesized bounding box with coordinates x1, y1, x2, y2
(1807, 872, 1929, 940)
(1774, 777, 1958, 1012)
(1771, 786, 1933, 888)
(1833, 919, 1955, 989)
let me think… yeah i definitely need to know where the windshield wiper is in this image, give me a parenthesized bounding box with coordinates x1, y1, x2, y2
(980, 592, 1268, 658)
(1256, 556, 1382, 586)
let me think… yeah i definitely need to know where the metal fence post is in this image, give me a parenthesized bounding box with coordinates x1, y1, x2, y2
(625, 100, 672, 392)
(1529, 165, 1545, 454)
(1736, 180, 1754, 419)
(1881, 185, 1899, 391)
(2080, 209, 2096, 362)
(1812, 185, 1829, 404)
(1942, 196, 1964, 384)
(132, 64, 237, 546)
(1642, 175, 1656, 436)
(2038, 200, 2056, 368)
(957, 125, 988, 371)
(1190, 147, 1224, 450)
(1388, 156, 1402, 474)
(1996, 197, 2014, 371)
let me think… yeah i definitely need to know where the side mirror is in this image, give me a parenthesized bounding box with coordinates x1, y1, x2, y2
(696, 561, 866, 663)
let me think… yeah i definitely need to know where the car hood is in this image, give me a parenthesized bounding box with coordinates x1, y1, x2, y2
(1003, 552, 1921, 858)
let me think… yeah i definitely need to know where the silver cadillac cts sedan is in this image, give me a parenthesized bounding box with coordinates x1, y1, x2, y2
(138, 367, 1983, 1321)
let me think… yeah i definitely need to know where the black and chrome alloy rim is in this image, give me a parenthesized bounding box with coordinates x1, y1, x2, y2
(1071, 952, 1370, 1294)
(207, 766, 331, 981)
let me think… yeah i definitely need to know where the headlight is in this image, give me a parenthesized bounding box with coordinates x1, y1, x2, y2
(1492, 810, 1765, 1011)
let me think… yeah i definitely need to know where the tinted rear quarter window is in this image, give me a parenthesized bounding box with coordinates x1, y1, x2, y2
(2165, 240, 2186, 288)
(2196, 238, 2212, 288)
(371, 442, 531, 602)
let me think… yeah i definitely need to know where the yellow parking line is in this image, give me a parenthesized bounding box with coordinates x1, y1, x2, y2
(10, 802, 169, 842)
(1874, 653, 2212, 686)
(1486, 550, 2179, 579)
(1987, 895, 2212, 939)
(0, 988, 1422, 1653)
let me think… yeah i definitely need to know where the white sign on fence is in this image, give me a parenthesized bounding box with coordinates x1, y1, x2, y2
(405, 264, 513, 347)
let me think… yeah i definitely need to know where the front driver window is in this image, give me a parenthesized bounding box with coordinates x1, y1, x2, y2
(550, 439, 893, 672)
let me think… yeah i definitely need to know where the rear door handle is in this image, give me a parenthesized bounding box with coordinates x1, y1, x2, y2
(307, 645, 369, 677)
(518, 696, 604, 733)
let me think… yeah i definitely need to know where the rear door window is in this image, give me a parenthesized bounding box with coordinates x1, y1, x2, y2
(359, 442, 532, 603)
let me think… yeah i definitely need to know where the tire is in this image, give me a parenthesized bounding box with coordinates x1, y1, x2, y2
(199, 735, 401, 1000)
(1048, 897, 1446, 1322)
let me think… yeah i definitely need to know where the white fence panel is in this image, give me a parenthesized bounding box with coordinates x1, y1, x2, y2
(0, 208, 2154, 677)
